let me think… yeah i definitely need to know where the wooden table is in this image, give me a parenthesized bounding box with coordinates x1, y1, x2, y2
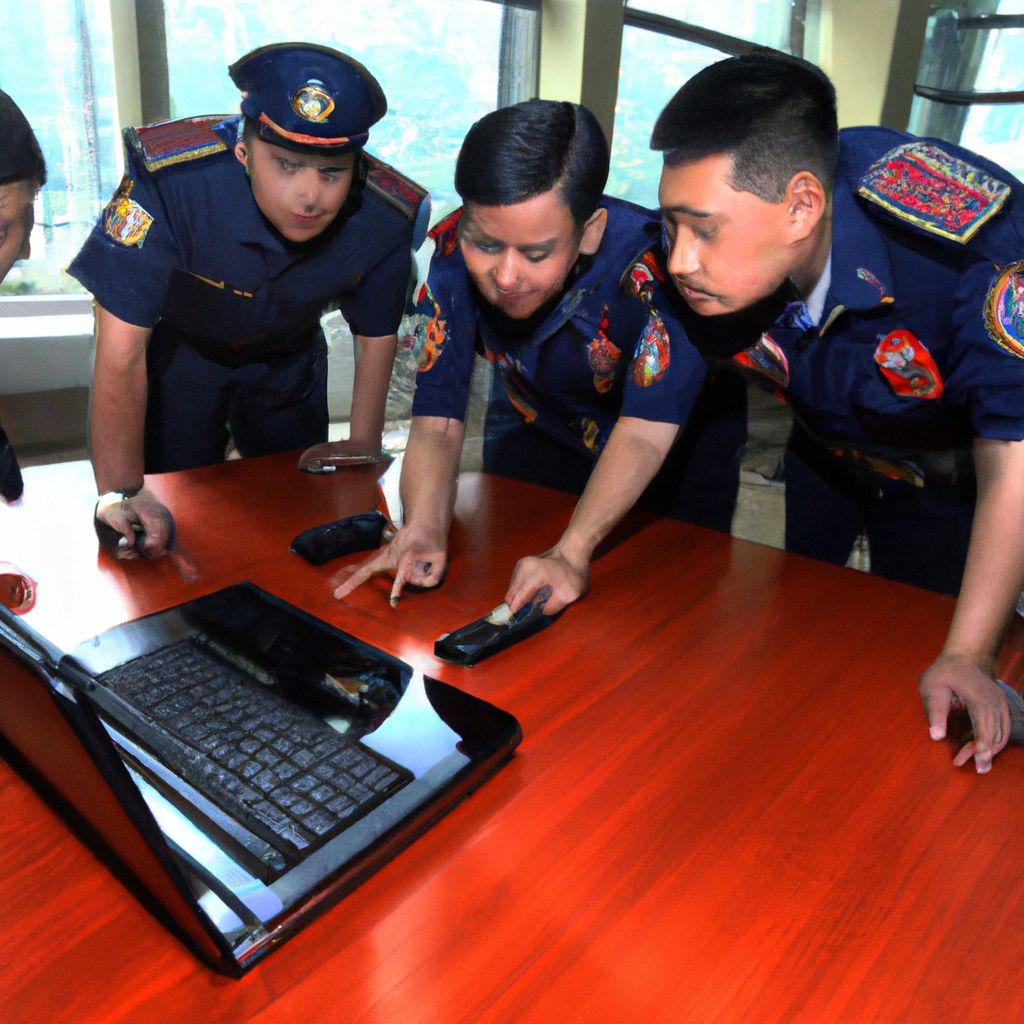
(1, 453, 1021, 1023)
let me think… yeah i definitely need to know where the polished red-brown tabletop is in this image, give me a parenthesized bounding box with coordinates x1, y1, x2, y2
(1, 454, 1020, 1023)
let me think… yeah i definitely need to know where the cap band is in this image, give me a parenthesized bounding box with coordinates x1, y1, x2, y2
(258, 112, 363, 149)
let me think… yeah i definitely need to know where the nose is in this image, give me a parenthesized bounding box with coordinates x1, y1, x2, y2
(493, 250, 520, 291)
(667, 235, 700, 278)
(295, 168, 321, 209)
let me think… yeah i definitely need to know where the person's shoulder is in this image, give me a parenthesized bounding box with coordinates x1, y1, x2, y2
(425, 206, 464, 262)
(842, 125, 1022, 252)
(597, 197, 666, 303)
(601, 194, 660, 245)
(125, 114, 236, 179)
(361, 153, 431, 247)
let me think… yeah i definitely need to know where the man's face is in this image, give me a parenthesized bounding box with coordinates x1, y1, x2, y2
(659, 153, 797, 316)
(459, 188, 605, 320)
(234, 135, 356, 243)
(0, 180, 36, 284)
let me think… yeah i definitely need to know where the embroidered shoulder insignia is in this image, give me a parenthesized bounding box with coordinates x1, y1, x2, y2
(403, 281, 447, 372)
(984, 261, 1024, 359)
(631, 313, 670, 387)
(127, 115, 229, 174)
(428, 208, 463, 258)
(858, 142, 1010, 243)
(364, 154, 431, 246)
(102, 175, 153, 247)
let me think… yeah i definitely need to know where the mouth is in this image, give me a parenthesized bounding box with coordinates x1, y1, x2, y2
(675, 280, 720, 305)
(493, 288, 533, 309)
(290, 212, 324, 227)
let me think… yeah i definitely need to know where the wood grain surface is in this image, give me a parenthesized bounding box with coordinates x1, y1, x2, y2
(1, 454, 1021, 1024)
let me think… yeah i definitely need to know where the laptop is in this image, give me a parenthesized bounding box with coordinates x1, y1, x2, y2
(0, 581, 521, 976)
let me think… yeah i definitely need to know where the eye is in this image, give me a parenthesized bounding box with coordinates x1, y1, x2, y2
(471, 239, 502, 254)
(524, 252, 548, 264)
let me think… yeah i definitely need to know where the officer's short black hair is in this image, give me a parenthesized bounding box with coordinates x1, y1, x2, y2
(651, 52, 838, 202)
(455, 99, 609, 230)
(0, 90, 47, 189)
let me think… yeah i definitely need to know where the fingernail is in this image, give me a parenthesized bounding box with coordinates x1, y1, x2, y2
(929, 726, 944, 740)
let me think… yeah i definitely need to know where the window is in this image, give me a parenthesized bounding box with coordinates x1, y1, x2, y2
(0, 1, 121, 295)
(160, 0, 538, 217)
(909, 1, 1024, 178)
(0, 0, 539, 297)
(609, 0, 810, 206)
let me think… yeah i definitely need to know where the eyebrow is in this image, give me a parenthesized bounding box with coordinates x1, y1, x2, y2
(661, 203, 714, 219)
(461, 223, 559, 251)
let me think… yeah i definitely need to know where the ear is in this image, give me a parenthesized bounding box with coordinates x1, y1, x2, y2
(783, 172, 826, 242)
(578, 207, 607, 256)
(233, 140, 249, 169)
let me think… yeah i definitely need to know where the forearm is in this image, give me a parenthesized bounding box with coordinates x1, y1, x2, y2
(942, 438, 1024, 670)
(347, 333, 398, 448)
(555, 417, 680, 564)
(399, 416, 466, 537)
(90, 307, 151, 493)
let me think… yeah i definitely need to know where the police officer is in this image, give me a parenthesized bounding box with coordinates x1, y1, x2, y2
(651, 52, 1024, 773)
(0, 89, 47, 503)
(334, 99, 744, 613)
(69, 42, 427, 561)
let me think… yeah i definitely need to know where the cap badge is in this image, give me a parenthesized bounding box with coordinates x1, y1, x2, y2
(291, 81, 335, 122)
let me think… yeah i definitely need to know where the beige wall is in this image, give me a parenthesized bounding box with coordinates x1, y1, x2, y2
(539, 0, 623, 141)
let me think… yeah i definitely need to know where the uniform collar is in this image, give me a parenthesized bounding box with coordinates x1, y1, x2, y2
(821, 174, 896, 325)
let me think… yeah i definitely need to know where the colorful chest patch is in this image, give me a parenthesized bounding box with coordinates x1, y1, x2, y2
(622, 249, 665, 302)
(873, 329, 943, 398)
(733, 335, 790, 389)
(984, 261, 1024, 359)
(404, 282, 447, 372)
(630, 312, 670, 387)
(102, 176, 153, 248)
(586, 305, 621, 393)
(858, 142, 1010, 243)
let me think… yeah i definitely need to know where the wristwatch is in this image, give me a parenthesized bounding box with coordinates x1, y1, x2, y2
(95, 486, 142, 515)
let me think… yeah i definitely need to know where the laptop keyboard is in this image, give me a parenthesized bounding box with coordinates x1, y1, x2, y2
(96, 636, 410, 857)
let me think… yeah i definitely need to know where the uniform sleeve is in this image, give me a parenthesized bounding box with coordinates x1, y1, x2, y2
(409, 253, 477, 422)
(335, 225, 412, 337)
(618, 258, 707, 425)
(945, 259, 1024, 441)
(65, 150, 184, 328)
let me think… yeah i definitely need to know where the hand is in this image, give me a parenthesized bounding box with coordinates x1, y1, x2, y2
(298, 440, 387, 473)
(331, 524, 447, 607)
(94, 489, 198, 581)
(919, 653, 1011, 773)
(505, 546, 589, 616)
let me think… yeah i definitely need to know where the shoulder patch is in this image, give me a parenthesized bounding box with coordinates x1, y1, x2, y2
(427, 208, 463, 258)
(984, 261, 1024, 359)
(126, 115, 230, 174)
(102, 175, 153, 247)
(858, 141, 1010, 243)
(364, 154, 431, 246)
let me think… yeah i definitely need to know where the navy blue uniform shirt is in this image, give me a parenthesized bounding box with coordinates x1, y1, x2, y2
(730, 126, 1024, 481)
(68, 115, 419, 362)
(408, 196, 708, 460)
